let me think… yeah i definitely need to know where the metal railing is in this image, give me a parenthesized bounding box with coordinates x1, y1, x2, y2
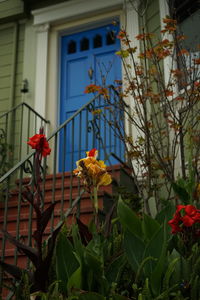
(0, 102, 50, 174)
(0, 87, 126, 294)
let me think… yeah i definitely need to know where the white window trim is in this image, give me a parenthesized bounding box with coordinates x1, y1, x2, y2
(32, 0, 123, 26)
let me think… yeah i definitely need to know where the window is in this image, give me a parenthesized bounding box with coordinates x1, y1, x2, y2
(80, 37, 89, 51)
(68, 40, 76, 54)
(106, 31, 116, 45)
(93, 34, 102, 48)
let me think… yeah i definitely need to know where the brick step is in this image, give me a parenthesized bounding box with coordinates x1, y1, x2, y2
(0, 191, 111, 233)
(15, 164, 124, 185)
(0, 188, 112, 221)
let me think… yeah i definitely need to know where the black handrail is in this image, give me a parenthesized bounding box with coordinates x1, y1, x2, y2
(0, 102, 50, 124)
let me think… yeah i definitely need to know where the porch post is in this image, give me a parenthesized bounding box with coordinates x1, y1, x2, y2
(34, 23, 50, 121)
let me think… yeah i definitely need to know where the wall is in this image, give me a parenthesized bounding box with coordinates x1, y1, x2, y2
(0, 0, 23, 19)
(0, 22, 25, 166)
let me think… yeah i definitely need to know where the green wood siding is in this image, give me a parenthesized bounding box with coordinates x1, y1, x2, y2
(0, 0, 23, 19)
(145, 0, 161, 35)
(0, 22, 24, 166)
(0, 26, 13, 114)
(0, 23, 24, 115)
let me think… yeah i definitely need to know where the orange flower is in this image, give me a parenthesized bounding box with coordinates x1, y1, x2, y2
(84, 84, 100, 94)
(136, 33, 154, 40)
(117, 30, 126, 39)
(165, 90, 174, 97)
(178, 49, 189, 56)
(193, 58, 200, 65)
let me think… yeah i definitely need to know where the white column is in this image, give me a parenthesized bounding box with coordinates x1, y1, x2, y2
(34, 23, 49, 119)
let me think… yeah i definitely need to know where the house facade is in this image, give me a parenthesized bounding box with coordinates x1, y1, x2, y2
(0, 0, 163, 166)
(0, 0, 199, 173)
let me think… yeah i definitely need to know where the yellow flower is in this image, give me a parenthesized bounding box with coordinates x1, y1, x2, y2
(98, 172, 112, 187)
(73, 148, 112, 189)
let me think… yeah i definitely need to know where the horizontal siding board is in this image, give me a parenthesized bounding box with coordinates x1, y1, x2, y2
(0, 0, 23, 19)
(0, 0, 23, 11)
(0, 65, 11, 77)
(0, 54, 12, 66)
(0, 31, 13, 45)
(146, 0, 159, 21)
(0, 87, 9, 98)
(0, 98, 9, 112)
(147, 13, 161, 33)
(0, 76, 10, 88)
(0, 43, 13, 55)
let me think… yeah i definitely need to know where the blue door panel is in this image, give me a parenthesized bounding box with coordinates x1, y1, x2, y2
(60, 24, 122, 171)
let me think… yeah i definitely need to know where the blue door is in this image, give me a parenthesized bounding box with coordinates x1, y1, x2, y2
(59, 24, 121, 171)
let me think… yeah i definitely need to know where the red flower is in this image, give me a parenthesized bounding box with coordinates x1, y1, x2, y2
(168, 204, 200, 234)
(168, 210, 182, 233)
(27, 134, 51, 157)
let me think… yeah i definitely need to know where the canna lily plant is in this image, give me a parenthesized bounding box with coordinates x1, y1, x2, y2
(0, 129, 63, 295)
(73, 148, 112, 215)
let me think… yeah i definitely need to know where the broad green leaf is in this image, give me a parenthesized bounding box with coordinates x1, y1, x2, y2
(117, 197, 142, 239)
(111, 294, 131, 300)
(106, 254, 126, 284)
(78, 292, 105, 300)
(150, 222, 167, 296)
(163, 257, 179, 291)
(142, 214, 160, 241)
(155, 202, 175, 225)
(172, 182, 189, 204)
(67, 265, 82, 292)
(124, 230, 145, 272)
(84, 250, 102, 277)
(56, 231, 79, 293)
(115, 50, 129, 58)
(72, 224, 84, 259)
(143, 224, 165, 280)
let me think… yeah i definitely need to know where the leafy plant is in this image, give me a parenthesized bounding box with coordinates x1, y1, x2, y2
(0, 130, 63, 295)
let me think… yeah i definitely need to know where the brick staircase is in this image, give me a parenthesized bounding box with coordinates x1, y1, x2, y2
(0, 164, 137, 271)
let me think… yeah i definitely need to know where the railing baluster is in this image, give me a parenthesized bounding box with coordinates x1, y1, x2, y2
(61, 126, 66, 219)
(34, 114, 37, 134)
(78, 112, 82, 160)
(0, 177, 10, 289)
(42, 156, 47, 212)
(14, 165, 23, 265)
(51, 133, 57, 232)
(109, 108, 112, 155)
(27, 108, 31, 154)
(114, 92, 117, 156)
(27, 158, 34, 268)
(77, 113, 82, 217)
(104, 103, 107, 162)
(19, 104, 24, 161)
(70, 119, 75, 207)
(86, 108, 89, 150)
(5, 114, 8, 144)
(98, 96, 101, 158)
